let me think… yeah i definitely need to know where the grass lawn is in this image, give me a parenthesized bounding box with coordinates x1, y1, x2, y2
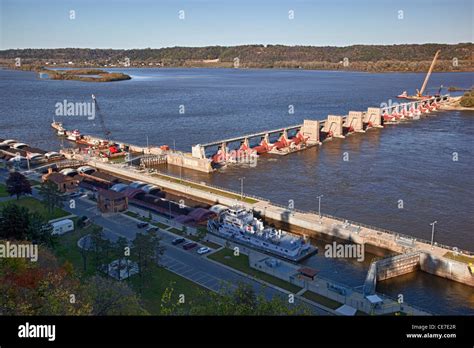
(128, 266, 210, 315)
(53, 219, 210, 314)
(125, 211, 139, 218)
(0, 183, 8, 197)
(0, 196, 69, 220)
(208, 248, 301, 293)
(28, 179, 41, 187)
(54, 221, 104, 277)
(152, 173, 259, 204)
(124, 211, 170, 230)
(443, 251, 474, 264)
(302, 290, 342, 310)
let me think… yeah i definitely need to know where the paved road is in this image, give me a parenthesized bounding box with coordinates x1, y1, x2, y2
(0, 169, 330, 314)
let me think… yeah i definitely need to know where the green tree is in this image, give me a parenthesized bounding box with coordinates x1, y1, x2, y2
(0, 203, 30, 240)
(38, 181, 65, 215)
(89, 226, 108, 271)
(187, 283, 312, 316)
(131, 231, 165, 293)
(114, 236, 130, 280)
(27, 211, 56, 247)
(6, 172, 31, 200)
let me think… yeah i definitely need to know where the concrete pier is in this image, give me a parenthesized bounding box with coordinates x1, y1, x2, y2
(81, 157, 473, 288)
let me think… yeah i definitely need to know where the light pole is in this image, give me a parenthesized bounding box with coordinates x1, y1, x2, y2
(239, 177, 245, 202)
(168, 201, 172, 224)
(430, 221, 437, 248)
(317, 194, 324, 219)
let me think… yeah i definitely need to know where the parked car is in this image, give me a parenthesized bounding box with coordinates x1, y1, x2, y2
(196, 247, 210, 255)
(146, 226, 159, 233)
(136, 221, 148, 228)
(172, 237, 185, 245)
(182, 242, 198, 250)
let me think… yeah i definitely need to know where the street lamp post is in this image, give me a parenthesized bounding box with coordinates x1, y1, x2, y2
(239, 177, 245, 202)
(430, 221, 437, 248)
(317, 194, 324, 219)
(168, 201, 172, 224)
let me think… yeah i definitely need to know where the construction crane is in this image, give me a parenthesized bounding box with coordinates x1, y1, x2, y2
(416, 50, 441, 98)
(397, 50, 441, 100)
(91, 94, 111, 141)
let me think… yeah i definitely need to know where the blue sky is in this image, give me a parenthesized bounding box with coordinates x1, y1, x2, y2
(0, 0, 472, 49)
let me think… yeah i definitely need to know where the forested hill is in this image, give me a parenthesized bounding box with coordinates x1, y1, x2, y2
(1, 43, 472, 72)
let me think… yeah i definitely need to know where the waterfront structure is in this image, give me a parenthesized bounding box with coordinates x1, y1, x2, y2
(97, 189, 128, 213)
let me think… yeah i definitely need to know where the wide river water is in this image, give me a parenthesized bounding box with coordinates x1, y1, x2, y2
(0, 68, 473, 314)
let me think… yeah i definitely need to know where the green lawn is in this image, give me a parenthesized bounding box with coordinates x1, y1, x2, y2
(0, 196, 69, 220)
(302, 290, 342, 310)
(152, 173, 259, 204)
(128, 266, 210, 315)
(53, 218, 210, 314)
(443, 251, 474, 264)
(0, 183, 8, 197)
(208, 248, 301, 293)
(125, 211, 170, 229)
(54, 221, 104, 277)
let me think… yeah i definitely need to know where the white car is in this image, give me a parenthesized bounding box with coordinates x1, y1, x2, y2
(196, 246, 210, 255)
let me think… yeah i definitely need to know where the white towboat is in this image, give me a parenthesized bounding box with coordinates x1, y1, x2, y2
(208, 206, 317, 262)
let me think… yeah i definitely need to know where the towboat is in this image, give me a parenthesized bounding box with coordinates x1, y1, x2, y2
(208, 206, 317, 262)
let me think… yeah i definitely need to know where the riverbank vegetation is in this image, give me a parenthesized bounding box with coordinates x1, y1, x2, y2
(459, 90, 474, 107)
(41, 68, 131, 82)
(1, 43, 472, 72)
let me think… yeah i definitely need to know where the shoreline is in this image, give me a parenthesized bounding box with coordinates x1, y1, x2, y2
(1, 64, 473, 75)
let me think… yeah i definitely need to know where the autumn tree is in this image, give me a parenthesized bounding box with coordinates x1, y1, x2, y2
(85, 275, 147, 315)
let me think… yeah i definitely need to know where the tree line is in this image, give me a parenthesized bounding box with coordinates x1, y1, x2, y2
(1, 43, 472, 72)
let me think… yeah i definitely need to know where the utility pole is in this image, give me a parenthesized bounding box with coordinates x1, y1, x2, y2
(430, 221, 437, 248)
(239, 177, 245, 201)
(168, 201, 172, 224)
(317, 194, 324, 219)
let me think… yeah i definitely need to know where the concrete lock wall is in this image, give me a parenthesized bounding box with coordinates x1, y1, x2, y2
(364, 107, 383, 127)
(301, 120, 320, 144)
(419, 252, 474, 287)
(191, 145, 206, 159)
(345, 111, 364, 132)
(322, 115, 345, 138)
(167, 152, 213, 173)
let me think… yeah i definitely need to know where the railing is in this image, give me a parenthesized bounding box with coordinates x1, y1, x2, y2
(103, 161, 472, 256)
(263, 202, 473, 256)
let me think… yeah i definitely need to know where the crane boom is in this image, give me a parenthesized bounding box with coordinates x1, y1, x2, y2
(91, 94, 111, 140)
(418, 50, 441, 97)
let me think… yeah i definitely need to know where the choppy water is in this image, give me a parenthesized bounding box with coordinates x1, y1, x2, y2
(0, 67, 473, 314)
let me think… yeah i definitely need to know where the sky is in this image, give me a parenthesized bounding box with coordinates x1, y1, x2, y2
(0, 0, 472, 49)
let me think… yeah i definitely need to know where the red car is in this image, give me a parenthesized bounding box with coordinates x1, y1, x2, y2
(182, 242, 198, 250)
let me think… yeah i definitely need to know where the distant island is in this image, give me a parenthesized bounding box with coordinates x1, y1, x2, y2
(41, 68, 131, 82)
(10, 66, 131, 82)
(0, 43, 472, 73)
